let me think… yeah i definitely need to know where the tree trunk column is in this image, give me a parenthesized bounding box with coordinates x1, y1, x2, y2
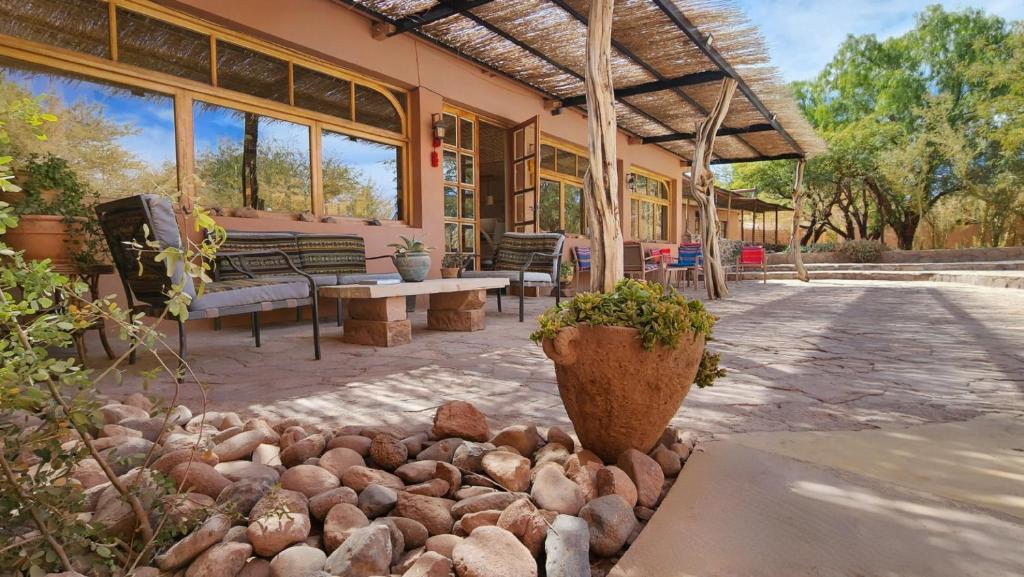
(690, 78, 738, 300)
(790, 159, 809, 282)
(583, 0, 623, 293)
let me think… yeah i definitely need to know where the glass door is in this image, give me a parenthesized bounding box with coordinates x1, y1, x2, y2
(441, 109, 477, 266)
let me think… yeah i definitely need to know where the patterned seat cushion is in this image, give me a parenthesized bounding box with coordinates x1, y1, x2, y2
(572, 246, 591, 271)
(190, 278, 309, 311)
(217, 232, 301, 280)
(494, 232, 565, 280)
(297, 234, 368, 275)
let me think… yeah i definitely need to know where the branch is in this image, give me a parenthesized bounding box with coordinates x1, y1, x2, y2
(0, 449, 73, 572)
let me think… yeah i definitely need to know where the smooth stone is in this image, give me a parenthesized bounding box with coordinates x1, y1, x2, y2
(319, 447, 366, 479)
(168, 462, 230, 498)
(617, 449, 665, 508)
(309, 486, 359, 521)
(545, 514, 591, 577)
(402, 550, 453, 577)
(578, 495, 636, 557)
(215, 477, 275, 516)
(451, 491, 520, 519)
(374, 516, 429, 550)
(185, 542, 252, 577)
(213, 429, 268, 462)
(155, 513, 231, 571)
(546, 427, 576, 452)
(489, 425, 541, 457)
(327, 435, 372, 456)
(358, 483, 398, 518)
(369, 434, 409, 471)
(395, 460, 438, 484)
(416, 438, 464, 463)
(323, 503, 369, 552)
(531, 464, 584, 516)
(432, 401, 490, 442)
(247, 512, 311, 557)
(341, 466, 405, 493)
(323, 524, 392, 577)
(269, 545, 326, 577)
(393, 492, 455, 536)
(252, 443, 282, 466)
(280, 464, 340, 498)
(452, 526, 537, 577)
(481, 452, 531, 492)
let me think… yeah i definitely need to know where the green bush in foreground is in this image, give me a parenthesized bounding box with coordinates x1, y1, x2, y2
(531, 279, 725, 388)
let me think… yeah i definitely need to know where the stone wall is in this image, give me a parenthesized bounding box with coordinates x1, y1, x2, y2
(766, 246, 1024, 266)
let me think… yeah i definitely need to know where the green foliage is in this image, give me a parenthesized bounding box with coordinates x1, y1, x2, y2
(558, 262, 574, 282)
(531, 279, 724, 388)
(736, 6, 1023, 250)
(388, 235, 432, 255)
(837, 239, 888, 263)
(440, 253, 467, 269)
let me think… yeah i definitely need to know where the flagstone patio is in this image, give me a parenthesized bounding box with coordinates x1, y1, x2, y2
(91, 279, 1024, 439)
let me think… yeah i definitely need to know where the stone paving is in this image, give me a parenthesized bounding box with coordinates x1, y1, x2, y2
(93, 279, 1024, 440)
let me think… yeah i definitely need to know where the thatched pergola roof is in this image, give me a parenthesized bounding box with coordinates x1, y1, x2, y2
(335, 0, 827, 164)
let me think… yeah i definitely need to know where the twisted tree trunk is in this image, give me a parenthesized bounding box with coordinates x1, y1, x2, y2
(582, 0, 623, 293)
(690, 78, 737, 299)
(791, 158, 809, 282)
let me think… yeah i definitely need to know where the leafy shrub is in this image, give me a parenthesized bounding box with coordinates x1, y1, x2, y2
(804, 242, 837, 253)
(531, 279, 725, 388)
(838, 239, 887, 263)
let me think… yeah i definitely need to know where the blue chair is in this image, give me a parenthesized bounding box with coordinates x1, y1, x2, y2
(667, 243, 703, 288)
(571, 245, 591, 291)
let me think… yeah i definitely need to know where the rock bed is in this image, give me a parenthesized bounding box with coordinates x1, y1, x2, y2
(70, 397, 695, 577)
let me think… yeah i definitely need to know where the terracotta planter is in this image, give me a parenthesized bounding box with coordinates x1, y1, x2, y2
(3, 214, 84, 265)
(542, 325, 705, 462)
(440, 267, 460, 279)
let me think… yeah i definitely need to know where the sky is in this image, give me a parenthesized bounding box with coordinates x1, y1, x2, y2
(734, 0, 1024, 82)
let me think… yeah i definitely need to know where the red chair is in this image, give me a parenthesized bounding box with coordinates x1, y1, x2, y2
(736, 245, 767, 284)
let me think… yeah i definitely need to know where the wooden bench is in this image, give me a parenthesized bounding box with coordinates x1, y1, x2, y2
(319, 278, 510, 347)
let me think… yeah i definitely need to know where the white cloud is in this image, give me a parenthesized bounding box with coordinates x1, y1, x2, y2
(734, 0, 1024, 81)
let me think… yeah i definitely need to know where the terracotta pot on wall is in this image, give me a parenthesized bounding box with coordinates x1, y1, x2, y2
(3, 214, 84, 265)
(542, 325, 705, 462)
(440, 267, 460, 279)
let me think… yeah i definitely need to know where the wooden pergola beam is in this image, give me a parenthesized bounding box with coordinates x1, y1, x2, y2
(711, 152, 804, 165)
(559, 71, 726, 108)
(642, 123, 774, 144)
(546, 0, 766, 160)
(650, 0, 805, 156)
(386, 0, 495, 36)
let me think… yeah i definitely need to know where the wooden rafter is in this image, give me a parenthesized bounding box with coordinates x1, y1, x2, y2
(650, 0, 805, 156)
(642, 122, 774, 144)
(387, 0, 495, 36)
(559, 71, 725, 108)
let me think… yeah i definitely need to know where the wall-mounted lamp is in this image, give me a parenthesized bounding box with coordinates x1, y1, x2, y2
(431, 113, 446, 146)
(430, 113, 445, 167)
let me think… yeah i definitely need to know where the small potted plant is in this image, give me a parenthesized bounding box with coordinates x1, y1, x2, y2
(557, 262, 575, 297)
(440, 253, 467, 279)
(1, 154, 106, 266)
(531, 279, 724, 462)
(388, 235, 434, 282)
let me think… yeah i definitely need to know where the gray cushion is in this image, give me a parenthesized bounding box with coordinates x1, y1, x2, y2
(264, 273, 339, 286)
(190, 279, 309, 312)
(337, 272, 403, 284)
(461, 270, 552, 283)
(143, 195, 196, 301)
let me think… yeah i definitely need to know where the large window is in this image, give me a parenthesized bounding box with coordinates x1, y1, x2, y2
(322, 130, 401, 220)
(629, 170, 671, 242)
(0, 60, 177, 199)
(194, 102, 311, 213)
(538, 142, 586, 235)
(0, 0, 410, 221)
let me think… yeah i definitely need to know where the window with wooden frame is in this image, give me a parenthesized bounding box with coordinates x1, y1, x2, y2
(0, 0, 410, 221)
(628, 169, 671, 242)
(538, 141, 587, 236)
(441, 108, 478, 258)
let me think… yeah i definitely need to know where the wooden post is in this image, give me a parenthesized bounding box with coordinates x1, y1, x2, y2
(774, 208, 779, 245)
(690, 77, 738, 299)
(583, 0, 623, 292)
(791, 159, 809, 282)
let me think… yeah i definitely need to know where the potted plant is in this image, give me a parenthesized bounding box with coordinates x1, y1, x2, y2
(531, 279, 724, 462)
(1, 154, 105, 267)
(557, 261, 575, 297)
(440, 253, 466, 279)
(388, 235, 433, 282)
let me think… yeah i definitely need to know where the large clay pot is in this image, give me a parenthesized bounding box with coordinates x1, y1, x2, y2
(392, 253, 432, 282)
(542, 325, 704, 462)
(2, 214, 83, 265)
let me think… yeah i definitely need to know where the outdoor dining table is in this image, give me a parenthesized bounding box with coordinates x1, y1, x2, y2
(319, 277, 510, 347)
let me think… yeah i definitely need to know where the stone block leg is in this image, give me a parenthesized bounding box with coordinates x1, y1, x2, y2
(341, 296, 412, 347)
(427, 289, 487, 332)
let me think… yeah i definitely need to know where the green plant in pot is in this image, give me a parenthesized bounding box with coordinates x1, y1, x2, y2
(388, 235, 433, 282)
(531, 278, 724, 462)
(557, 261, 575, 297)
(1, 153, 106, 267)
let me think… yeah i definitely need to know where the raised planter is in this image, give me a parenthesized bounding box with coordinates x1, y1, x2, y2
(542, 325, 705, 462)
(2, 214, 84, 265)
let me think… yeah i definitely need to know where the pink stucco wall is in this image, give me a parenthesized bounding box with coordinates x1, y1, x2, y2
(162, 0, 690, 268)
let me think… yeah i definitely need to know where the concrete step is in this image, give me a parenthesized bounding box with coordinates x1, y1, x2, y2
(735, 269, 1024, 289)
(765, 260, 1024, 272)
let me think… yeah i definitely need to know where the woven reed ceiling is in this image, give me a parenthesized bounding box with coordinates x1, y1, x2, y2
(337, 0, 827, 164)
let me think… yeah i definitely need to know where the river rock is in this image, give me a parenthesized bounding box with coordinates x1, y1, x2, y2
(369, 434, 408, 471)
(327, 435, 372, 456)
(481, 451, 531, 492)
(358, 483, 398, 518)
(280, 434, 326, 468)
(650, 444, 682, 477)
(247, 512, 311, 557)
(595, 466, 638, 508)
(395, 460, 438, 484)
(451, 442, 495, 473)
(546, 427, 575, 452)
(432, 401, 490, 442)
(309, 486, 358, 521)
(545, 514, 590, 577)
(269, 545, 326, 577)
(213, 429, 267, 462)
(168, 462, 231, 498)
(323, 524, 392, 577)
(531, 464, 584, 515)
(155, 513, 231, 571)
(393, 492, 454, 536)
(319, 447, 366, 479)
(403, 550, 453, 577)
(616, 449, 664, 508)
(452, 526, 537, 577)
(451, 491, 520, 519)
(341, 466, 404, 493)
(185, 542, 251, 577)
(373, 516, 428, 550)
(416, 438, 464, 463)
(215, 477, 275, 516)
(489, 425, 541, 457)
(323, 503, 369, 552)
(578, 495, 635, 557)
(280, 464, 340, 498)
